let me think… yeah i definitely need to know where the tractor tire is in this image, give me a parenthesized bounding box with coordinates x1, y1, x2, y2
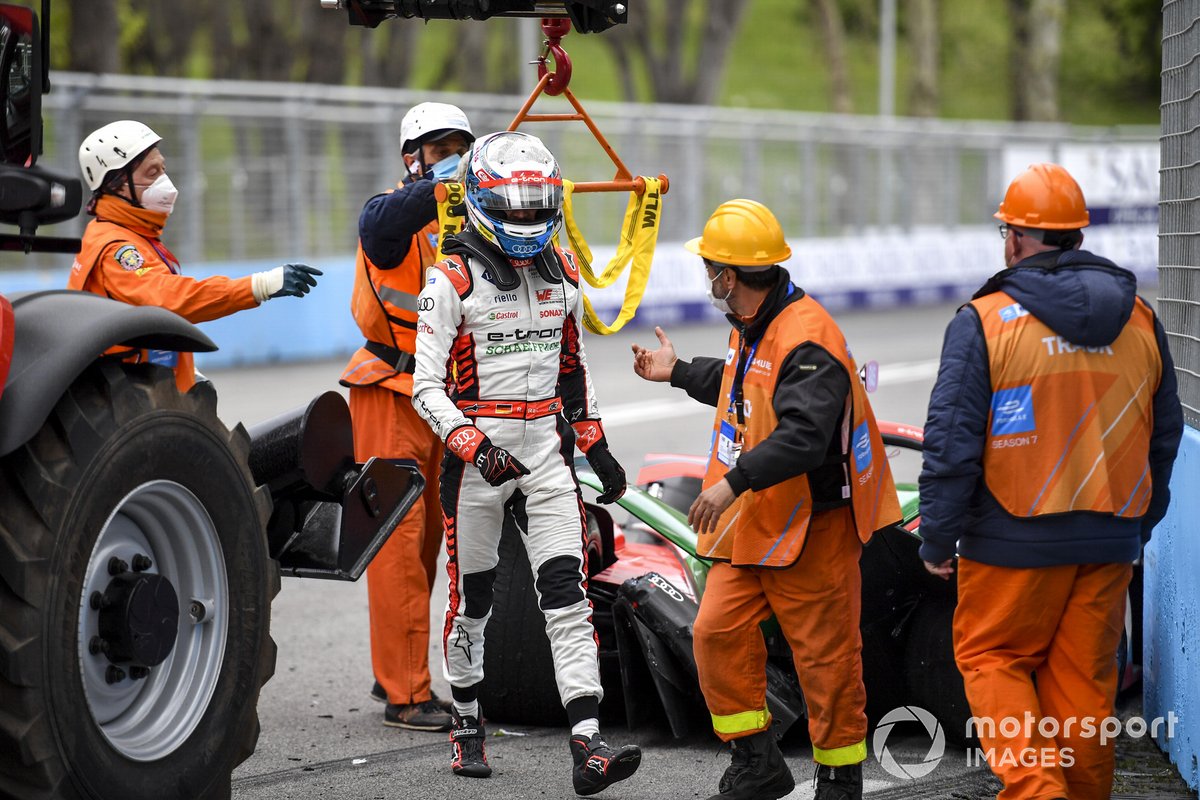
(903, 597, 976, 748)
(0, 363, 277, 800)
(479, 510, 605, 726)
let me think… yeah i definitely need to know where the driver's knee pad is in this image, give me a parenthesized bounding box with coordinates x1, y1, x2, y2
(462, 568, 497, 619)
(535, 555, 587, 610)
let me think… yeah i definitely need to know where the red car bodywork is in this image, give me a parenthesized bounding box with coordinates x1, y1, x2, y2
(0, 295, 13, 403)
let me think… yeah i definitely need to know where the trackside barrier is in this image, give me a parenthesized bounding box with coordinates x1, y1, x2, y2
(1148, 0, 1200, 790)
(1143, 430, 1200, 791)
(0, 224, 1156, 369)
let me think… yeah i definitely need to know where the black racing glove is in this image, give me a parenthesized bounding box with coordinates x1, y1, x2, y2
(573, 420, 626, 504)
(587, 443, 627, 504)
(446, 424, 530, 487)
(271, 263, 322, 298)
(474, 442, 530, 487)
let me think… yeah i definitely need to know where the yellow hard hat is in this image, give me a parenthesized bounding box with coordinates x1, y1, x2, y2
(684, 199, 792, 268)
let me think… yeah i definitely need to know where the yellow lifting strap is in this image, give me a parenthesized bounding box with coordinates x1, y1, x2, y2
(433, 181, 468, 263)
(559, 176, 663, 335)
(433, 176, 664, 336)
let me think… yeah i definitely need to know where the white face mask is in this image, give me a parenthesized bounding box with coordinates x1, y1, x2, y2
(140, 173, 178, 214)
(706, 268, 733, 315)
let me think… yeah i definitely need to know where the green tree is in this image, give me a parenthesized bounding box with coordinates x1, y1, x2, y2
(599, 0, 751, 104)
(906, 0, 940, 117)
(65, 0, 119, 73)
(1007, 0, 1066, 121)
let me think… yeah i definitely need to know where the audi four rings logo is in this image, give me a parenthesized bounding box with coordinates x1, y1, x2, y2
(449, 430, 476, 451)
(418, 297, 435, 311)
(648, 574, 684, 602)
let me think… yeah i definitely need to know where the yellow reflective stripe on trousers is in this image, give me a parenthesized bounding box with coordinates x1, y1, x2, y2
(559, 177, 662, 335)
(710, 707, 771, 736)
(812, 739, 867, 767)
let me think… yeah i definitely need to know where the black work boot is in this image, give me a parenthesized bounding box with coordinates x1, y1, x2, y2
(814, 762, 863, 800)
(569, 733, 641, 795)
(449, 713, 491, 778)
(707, 730, 795, 800)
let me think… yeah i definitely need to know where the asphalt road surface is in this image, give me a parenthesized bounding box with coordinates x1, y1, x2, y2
(215, 302, 991, 799)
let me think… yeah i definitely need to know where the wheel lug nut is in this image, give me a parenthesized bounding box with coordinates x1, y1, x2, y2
(88, 636, 110, 656)
(89, 591, 103, 610)
(105, 666, 126, 684)
(131, 554, 153, 572)
(107, 557, 128, 576)
(129, 666, 150, 680)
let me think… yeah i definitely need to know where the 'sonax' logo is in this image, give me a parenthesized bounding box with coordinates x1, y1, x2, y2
(873, 705, 945, 780)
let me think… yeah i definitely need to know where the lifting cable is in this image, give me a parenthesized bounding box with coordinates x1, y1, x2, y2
(435, 18, 670, 335)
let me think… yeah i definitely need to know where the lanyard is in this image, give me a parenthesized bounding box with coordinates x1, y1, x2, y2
(148, 239, 180, 274)
(727, 336, 758, 429)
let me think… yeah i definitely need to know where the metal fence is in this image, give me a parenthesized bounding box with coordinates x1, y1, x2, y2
(13, 71, 1156, 272)
(1161, 0, 1200, 428)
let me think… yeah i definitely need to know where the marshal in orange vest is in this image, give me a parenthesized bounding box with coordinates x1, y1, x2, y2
(970, 291, 1162, 518)
(340, 191, 439, 396)
(701, 294, 901, 568)
(69, 197, 257, 393)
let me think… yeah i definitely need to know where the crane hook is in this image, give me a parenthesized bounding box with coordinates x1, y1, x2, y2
(534, 17, 573, 96)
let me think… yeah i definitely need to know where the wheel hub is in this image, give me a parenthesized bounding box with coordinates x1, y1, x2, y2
(96, 570, 179, 668)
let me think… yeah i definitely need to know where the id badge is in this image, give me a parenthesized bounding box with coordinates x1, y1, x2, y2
(146, 349, 178, 368)
(717, 419, 741, 467)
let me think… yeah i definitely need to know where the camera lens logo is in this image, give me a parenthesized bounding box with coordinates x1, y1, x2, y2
(872, 706, 945, 780)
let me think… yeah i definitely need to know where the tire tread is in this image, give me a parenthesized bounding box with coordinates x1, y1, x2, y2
(0, 363, 278, 800)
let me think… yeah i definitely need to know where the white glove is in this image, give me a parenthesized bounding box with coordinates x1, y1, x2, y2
(251, 267, 284, 303)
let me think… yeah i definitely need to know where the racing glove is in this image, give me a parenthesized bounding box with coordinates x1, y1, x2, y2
(573, 420, 626, 504)
(446, 424, 531, 487)
(251, 263, 323, 302)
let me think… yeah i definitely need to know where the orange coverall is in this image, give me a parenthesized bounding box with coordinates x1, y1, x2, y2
(68, 195, 257, 392)
(340, 179, 444, 708)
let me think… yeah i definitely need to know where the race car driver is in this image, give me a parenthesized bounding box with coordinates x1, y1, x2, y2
(70, 121, 320, 393)
(411, 130, 642, 795)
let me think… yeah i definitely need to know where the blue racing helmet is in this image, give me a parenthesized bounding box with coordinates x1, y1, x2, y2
(463, 131, 563, 259)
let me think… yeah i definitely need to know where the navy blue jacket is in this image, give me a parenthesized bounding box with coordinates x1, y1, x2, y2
(918, 249, 1184, 568)
(358, 176, 437, 270)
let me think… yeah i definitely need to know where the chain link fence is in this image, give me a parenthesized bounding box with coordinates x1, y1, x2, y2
(1161, 0, 1200, 428)
(15, 72, 1154, 273)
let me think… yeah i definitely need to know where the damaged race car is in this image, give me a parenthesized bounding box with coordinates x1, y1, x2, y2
(479, 422, 1143, 745)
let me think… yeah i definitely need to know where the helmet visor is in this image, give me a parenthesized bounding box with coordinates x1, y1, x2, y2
(474, 175, 563, 213)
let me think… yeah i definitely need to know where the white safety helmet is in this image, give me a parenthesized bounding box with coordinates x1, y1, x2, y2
(78, 120, 162, 192)
(399, 102, 474, 155)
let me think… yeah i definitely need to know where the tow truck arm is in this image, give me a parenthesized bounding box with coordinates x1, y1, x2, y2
(319, 0, 627, 33)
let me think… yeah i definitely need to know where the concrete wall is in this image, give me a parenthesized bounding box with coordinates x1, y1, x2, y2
(1144, 426, 1200, 790)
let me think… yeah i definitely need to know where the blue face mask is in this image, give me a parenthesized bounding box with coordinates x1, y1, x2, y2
(430, 152, 462, 182)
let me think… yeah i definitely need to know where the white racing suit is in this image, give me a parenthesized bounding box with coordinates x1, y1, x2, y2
(411, 243, 604, 711)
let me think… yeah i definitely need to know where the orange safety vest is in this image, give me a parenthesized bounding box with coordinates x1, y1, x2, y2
(971, 291, 1162, 518)
(701, 294, 901, 568)
(340, 187, 439, 396)
(70, 212, 197, 392)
